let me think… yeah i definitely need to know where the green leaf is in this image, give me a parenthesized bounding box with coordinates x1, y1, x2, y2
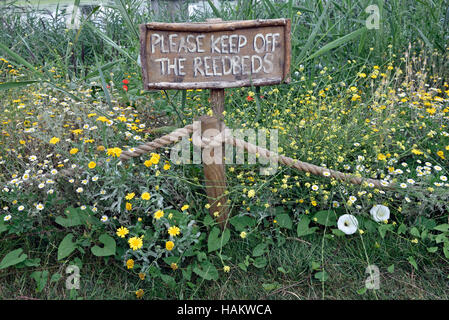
(434, 224, 449, 232)
(55, 207, 83, 227)
(427, 247, 438, 253)
(262, 282, 281, 291)
(206, 0, 222, 18)
(207, 227, 230, 253)
(193, 260, 218, 281)
(310, 261, 321, 271)
(0, 248, 27, 270)
(238, 263, 247, 272)
(30, 270, 49, 292)
(50, 273, 62, 283)
(305, 27, 366, 61)
(58, 234, 77, 260)
(387, 264, 395, 273)
(203, 215, 215, 227)
(0, 42, 39, 75)
(357, 287, 367, 295)
(0, 218, 7, 234)
(252, 243, 268, 257)
(277, 267, 288, 274)
(297, 217, 317, 237)
(313, 210, 337, 227)
(91, 234, 116, 257)
(331, 229, 345, 237)
(408, 256, 418, 270)
(0, 81, 39, 90)
(397, 224, 407, 235)
(275, 213, 292, 230)
(56, 207, 99, 228)
(444, 245, 449, 259)
(410, 227, 420, 237)
(378, 224, 392, 239)
(230, 215, 255, 231)
(314, 271, 329, 282)
(253, 257, 267, 268)
(21, 257, 41, 268)
(160, 274, 176, 289)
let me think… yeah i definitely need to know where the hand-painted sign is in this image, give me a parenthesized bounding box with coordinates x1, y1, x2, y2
(139, 19, 291, 90)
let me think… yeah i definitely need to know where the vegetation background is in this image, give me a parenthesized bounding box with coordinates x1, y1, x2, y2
(0, 0, 448, 299)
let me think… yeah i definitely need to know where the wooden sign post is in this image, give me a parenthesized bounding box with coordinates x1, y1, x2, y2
(139, 18, 291, 229)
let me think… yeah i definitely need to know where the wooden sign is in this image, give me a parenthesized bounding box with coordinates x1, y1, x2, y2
(139, 19, 291, 90)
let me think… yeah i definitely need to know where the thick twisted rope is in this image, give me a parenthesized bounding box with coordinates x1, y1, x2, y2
(119, 122, 391, 189)
(120, 124, 194, 160)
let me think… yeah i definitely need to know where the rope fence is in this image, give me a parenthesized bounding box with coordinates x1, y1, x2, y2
(119, 118, 393, 190)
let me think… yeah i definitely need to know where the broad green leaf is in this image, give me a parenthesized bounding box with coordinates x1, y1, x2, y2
(297, 217, 317, 237)
(0, 248, 27, 270)
(331, 229, 345, 237)
(253, 257, 267, 268)
(262, 282, 281, 291)
(444, 245, 449, 259)
(238, 263, 247, 271)
(58, 234, 77, 260)
(207, 227, 230, 253)
(313, 210, 337, 227)
(410, 227, 420, 237)
(55, 207, 83, 227)
(193, 260, 218, 281)
(160, 274, 176, 288)
(397, 224, 407, 235)
(378, 224, 392, 239)
(357, 287, 367, 295)
(252, 243, 268, 257)
(314, 271, 329, 282)
(230, 215, 255, 231)
(276, 213, 292, 230)
(91, 234, 116, 257)
(387, 264, 395, 273)
(408, 256, 418, 270)
(427, 247, 438, 253)
(434, 224, 449, 232)
(50, 273, 62, 283)
(30, 270, 49, 292)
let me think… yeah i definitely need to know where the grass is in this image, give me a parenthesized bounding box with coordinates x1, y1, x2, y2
(2, 231, 449, 300)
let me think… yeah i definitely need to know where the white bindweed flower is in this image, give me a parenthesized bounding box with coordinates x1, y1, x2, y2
(337, 214, 359, 235)
(370, 205, 390, 222)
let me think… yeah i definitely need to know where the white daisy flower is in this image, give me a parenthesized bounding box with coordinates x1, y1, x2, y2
(18, 205, 24, 211)
(36, 203, 44, 210)
(100, 215, 108, 222)
(76, 187, 83, 193)
(4, 215, 12, 221)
